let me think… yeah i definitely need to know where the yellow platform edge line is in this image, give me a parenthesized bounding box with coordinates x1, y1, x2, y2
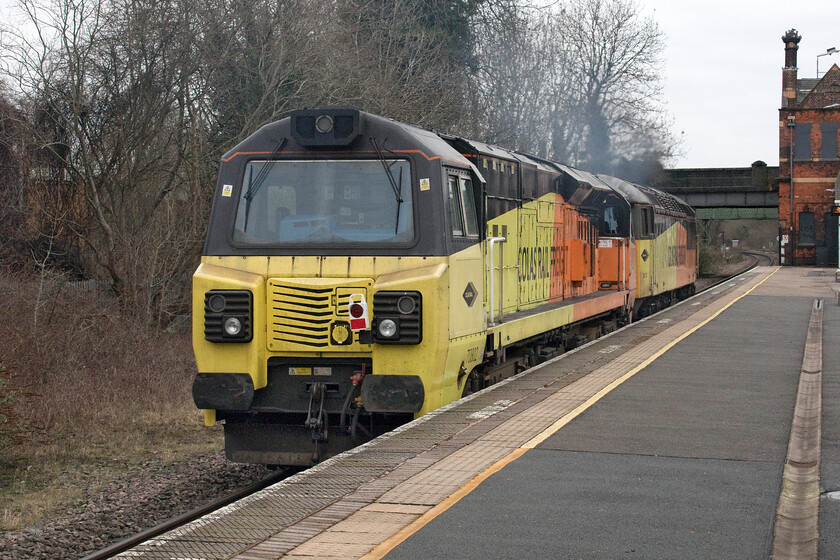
(360, 267, 779, 560)
(359, 448, 528, 560)
(522, 268, 779, 448)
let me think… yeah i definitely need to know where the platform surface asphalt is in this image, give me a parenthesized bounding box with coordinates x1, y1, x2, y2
(117, 267, 840, 560)
(384, 267, 837, 560)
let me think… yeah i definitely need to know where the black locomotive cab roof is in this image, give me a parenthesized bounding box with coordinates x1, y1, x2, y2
(222, 111, 471, 170)
(206, 108, 694, 258)
(205, 109, 478, 258)
(597, 175, 695, 219)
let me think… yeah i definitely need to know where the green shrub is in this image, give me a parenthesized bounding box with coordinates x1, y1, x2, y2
(699, 242, 725, 276)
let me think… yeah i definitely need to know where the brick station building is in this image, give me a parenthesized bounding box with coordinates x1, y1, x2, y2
(779, 29, 840, 266)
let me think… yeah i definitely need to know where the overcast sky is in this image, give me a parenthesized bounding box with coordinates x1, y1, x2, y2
(1, 0, 839, 169)
(640, 0, 840, 168)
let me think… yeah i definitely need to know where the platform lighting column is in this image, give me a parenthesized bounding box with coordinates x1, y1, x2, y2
(817, 47, 838, 78)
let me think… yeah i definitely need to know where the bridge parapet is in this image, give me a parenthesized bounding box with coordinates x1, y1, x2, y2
(654, 163, 779, 211)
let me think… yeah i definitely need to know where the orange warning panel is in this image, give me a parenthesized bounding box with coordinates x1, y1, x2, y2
(568, 238, 584, 283)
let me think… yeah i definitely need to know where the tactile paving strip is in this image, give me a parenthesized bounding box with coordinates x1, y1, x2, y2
(117, 269, 773, 560)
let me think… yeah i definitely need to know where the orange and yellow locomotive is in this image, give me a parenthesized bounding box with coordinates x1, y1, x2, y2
(191, 109, 697, 465)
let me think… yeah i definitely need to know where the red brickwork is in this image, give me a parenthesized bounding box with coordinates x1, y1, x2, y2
(778, 31, 840, 266)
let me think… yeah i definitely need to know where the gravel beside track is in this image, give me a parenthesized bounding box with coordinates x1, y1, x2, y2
(0, 452, 269, 559)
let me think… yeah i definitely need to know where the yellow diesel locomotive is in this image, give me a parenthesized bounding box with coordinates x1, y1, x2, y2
(191, 108, 697, 465)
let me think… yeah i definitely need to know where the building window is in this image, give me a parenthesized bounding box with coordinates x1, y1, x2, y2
(821, 123, 839, 160)
(799, 211, 816, 246)
(794, 123, 812, 161)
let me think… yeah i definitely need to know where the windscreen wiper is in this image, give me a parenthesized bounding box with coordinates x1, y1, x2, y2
(243, 137, 286, 231)
(393, 165, 403, 235)
(370, 137, 403, 204)
(370, 137, 404, 234)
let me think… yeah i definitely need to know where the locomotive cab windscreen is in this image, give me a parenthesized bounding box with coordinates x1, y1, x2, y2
(233, 159, 415, 246)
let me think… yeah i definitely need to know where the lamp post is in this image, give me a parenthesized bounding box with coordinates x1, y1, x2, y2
(817, 47, 838, 78)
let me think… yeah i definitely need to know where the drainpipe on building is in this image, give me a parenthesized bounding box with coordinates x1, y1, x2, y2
(787, 116, 796, 265)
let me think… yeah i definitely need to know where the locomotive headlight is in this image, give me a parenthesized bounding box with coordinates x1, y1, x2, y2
(377, 318, 398, 338)
(204, 290, 253, 343)
(223, 316, 244, 337)
(372, 291, 421, 344)
(315, 114, 334, 134)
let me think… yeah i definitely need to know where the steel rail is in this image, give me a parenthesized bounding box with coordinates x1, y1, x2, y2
(80, 468, 290, 560)
(695, 251, 772, 294)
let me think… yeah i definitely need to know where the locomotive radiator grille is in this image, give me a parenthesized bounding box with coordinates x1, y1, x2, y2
(267, 278, 373, 352)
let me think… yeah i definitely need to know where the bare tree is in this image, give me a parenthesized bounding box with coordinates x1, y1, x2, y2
(5, 0, 210, 324)
(192, 0, 318, 146)
(305, 0, 472, 129)
(465, 1, 565, 157)
(466, 0, 676, 176)
(0, 86, 31, 272)
(554, 0, 674, 172)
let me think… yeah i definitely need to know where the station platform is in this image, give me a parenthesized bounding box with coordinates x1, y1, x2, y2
(118, 266, 840, 560)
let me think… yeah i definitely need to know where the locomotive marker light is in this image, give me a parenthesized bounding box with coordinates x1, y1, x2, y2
(348, 293, 370, 331)
(208, 293, 226, 313)
(397, 295, 417, 314)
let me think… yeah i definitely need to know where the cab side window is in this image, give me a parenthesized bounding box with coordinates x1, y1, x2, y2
(460, 177, 479, 236)
(633, 206, 655, 239)
(447, 172, 479, 238)
(447, 176, 464, 236)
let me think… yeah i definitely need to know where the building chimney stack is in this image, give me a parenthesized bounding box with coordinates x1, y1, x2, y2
(782, 29, 801, 109)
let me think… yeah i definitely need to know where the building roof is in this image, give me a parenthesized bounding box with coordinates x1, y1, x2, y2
(796, 64, 840, 108)
(797, 78, 820, 105)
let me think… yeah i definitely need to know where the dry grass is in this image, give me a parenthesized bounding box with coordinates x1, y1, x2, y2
(699, 242, 726, 276)
(0, 273, 222, 530)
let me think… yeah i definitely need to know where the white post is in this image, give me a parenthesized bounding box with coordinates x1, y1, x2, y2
(835, 200, 840, 273)
(487, 237, 506, 325)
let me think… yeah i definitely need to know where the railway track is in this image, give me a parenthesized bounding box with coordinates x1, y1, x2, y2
(80, 468, 291, 560)
(743, 250, 776, 267)
(695, 251, 775, 293)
